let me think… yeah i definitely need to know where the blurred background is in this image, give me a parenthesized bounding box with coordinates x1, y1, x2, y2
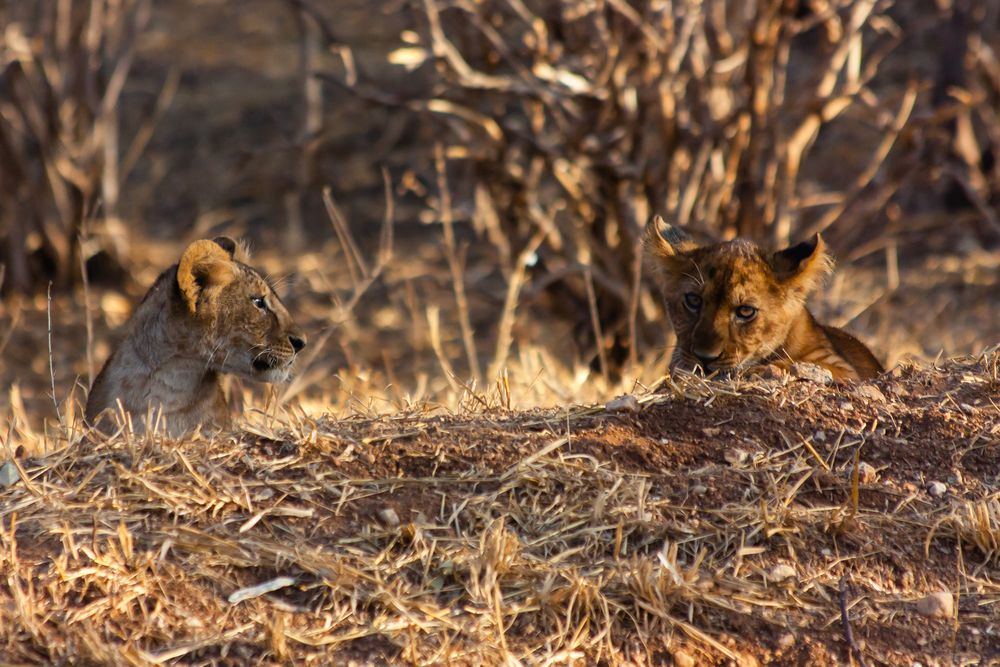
(1, 0, 999, 432)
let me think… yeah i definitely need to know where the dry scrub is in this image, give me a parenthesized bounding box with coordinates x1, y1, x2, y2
(0, 353, 997, 665)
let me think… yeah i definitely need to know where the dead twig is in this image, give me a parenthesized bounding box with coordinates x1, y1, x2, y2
(839, 577, 870, 667)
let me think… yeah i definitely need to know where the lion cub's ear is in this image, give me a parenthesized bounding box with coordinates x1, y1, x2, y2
(644, 216, 698, 283)
(644, 216, 698, 258)
(177, 239, 238, 313)
(769, 233, 833, 294)
(211, 236, 250, 263)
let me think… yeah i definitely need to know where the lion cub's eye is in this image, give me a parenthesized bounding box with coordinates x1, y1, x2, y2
(683, 293, 702, 311)
(735, 305, 757, 321)
(251, 296, 267, 310)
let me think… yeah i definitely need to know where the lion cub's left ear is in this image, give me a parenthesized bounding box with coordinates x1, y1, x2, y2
(211, 236, 250, 263)
(177, 238, 238, 313)
(769, 233, 833, 294)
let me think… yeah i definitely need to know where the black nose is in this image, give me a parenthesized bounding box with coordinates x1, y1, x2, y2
(289, 335, 306, 353)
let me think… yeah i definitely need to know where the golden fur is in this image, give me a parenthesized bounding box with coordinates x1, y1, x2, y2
(644, 217, 882, 382)
(85, 237, 306, 436)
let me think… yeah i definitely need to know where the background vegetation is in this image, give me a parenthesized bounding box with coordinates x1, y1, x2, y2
(2, 1, 999, 388)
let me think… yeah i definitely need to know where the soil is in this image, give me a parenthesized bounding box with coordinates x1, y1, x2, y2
(0, 356, 997, 665)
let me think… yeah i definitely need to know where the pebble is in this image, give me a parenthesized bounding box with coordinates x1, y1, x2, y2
(854, 461, 878, 484)
(606, 395, 640, 413)
(758, 364, 787, 380)
(724, 448, 748, 465)
(791, 362, 833, 384)
(916, 591, 953, 618)
(855, 384, 887, 403)
(690, 484, 709, 496)
(769, 563, 797, 582)
(672, 650, 695, 667)
(0, 461, 20, 487)
(927, 481, 947, 497)
(377, 508, 401, 528)
(777, 632, 796, 649)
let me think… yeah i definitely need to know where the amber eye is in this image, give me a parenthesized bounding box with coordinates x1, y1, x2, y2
(683, 293, 702, 311)
(735, 305, 757, 321)
(251, 296, 267, 310)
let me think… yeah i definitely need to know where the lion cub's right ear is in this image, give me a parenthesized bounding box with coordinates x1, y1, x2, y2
(643, 216, 698, 281)
(644, 216, 698, 258)
(177, 238, 238, 313)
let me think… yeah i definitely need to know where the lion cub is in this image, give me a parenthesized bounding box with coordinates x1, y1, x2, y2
(85, 237, 306, 436)
(644, 217, 882, 381)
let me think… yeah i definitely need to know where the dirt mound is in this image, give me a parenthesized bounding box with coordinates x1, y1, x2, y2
(0, 354, 998, 665)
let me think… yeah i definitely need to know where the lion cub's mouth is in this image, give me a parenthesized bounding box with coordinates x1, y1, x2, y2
(251, 351, 295, 377)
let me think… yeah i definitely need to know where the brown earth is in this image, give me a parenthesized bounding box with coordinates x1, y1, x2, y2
(0, 355, 997, 665)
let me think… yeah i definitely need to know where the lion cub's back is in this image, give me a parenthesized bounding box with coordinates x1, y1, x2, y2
(821, 324, 884, 380)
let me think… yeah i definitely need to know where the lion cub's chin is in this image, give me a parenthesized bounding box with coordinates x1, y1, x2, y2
(251, 365, 294, 384)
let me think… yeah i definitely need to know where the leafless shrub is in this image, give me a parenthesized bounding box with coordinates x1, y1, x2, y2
(331, 0, 919, 370)
(0, 0, 175, 293)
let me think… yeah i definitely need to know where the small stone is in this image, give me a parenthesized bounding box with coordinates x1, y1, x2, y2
(853, 461, 878, 484)
(813, 430, 827, 443)
(777, 632, 795, 649)
(377, 508, 400, 528)
(916, 591, 953, 618)
(702, 427, 721, 437)
(758, 364, 787, 380)
(769, 563, 797, 582)
(927, 481, 947, 497)
(839, 401, 855, 411)
(0, 461, 20, 487)
(791, 362, 833, 384)
(856, 384, 887, 403)
(672, 650, 695, 667)
(606, 395, 640, 413)
(724, 448, 748, 465)
(690, 484, 708, 496)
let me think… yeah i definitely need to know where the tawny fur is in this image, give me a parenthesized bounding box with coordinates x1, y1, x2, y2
(644, 216, 882, 382)
(85, 237, 306, 436)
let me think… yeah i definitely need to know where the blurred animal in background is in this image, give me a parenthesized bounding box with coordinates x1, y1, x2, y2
(644, 216, 883, 382)
(85, 237, 307, 436)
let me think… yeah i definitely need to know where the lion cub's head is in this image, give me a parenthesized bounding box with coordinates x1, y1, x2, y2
(644, 216, 831, 375)
(176, 237, 306, 383)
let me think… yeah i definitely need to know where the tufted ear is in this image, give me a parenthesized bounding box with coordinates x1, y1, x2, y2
(643, 216, 699, 286)
(177, 239, 237, 313)
(769, 233, 833, 294)
(211, 236, 250, 263)
(644, 216, 698, 258)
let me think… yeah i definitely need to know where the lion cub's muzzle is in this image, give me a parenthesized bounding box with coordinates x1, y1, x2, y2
(251, 333, 307, 376)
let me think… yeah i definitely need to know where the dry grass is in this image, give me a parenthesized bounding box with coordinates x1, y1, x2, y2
(1, 352, 997, 664)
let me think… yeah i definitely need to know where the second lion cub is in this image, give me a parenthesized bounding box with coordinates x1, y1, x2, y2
(85, 237, 307, 436)
(644, 216, 882, 381)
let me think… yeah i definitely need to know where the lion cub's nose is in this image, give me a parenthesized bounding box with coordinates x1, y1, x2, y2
(289, 335, 306, 353)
